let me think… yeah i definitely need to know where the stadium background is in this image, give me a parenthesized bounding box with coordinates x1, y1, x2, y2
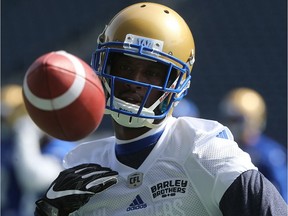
(2, 0, 286, 146)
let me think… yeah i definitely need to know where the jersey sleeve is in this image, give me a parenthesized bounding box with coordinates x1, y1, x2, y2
(178, 120, 258, 214)
(219, 169, 288, 216)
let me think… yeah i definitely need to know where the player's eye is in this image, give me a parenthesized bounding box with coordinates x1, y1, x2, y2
(119, 64, 132, 72)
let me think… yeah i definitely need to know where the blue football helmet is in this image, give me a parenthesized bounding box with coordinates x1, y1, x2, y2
(91, 2, 195, 128)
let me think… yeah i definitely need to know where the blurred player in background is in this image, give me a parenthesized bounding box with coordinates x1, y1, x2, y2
(1, 84, 76, 216)
(1, 84, 24, 216)
(218, 87, 287, 202)
(34, 2, 287, 216)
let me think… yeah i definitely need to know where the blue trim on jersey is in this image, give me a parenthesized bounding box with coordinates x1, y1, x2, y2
(216, 130, 228, 139)
(115, 130, 164, 155)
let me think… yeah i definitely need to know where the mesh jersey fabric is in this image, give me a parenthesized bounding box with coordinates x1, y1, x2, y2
(63, 116, 256, 216)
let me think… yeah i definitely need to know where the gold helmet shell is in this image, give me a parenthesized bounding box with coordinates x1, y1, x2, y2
(98, 2, 195, 70)
(1, 84, 27, 125)
(219, 87, 266, 134)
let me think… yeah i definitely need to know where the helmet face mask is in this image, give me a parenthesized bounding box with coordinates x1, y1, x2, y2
(91, 3, 195, 128)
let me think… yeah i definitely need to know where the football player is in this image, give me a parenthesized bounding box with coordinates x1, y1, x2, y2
(35, 2, 287, 216)
(218, 87, 287, 203)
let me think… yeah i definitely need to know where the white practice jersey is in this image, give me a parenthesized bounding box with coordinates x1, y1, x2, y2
(64, 117, 257, 216)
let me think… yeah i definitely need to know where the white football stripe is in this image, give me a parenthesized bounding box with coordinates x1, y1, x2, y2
(23, 51, 86, 111)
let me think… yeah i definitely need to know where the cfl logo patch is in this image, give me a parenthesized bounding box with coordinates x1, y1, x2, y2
(127, 172, 143, 188)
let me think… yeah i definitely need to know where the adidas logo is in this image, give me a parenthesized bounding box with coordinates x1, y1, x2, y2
(126, 195, 147, 211)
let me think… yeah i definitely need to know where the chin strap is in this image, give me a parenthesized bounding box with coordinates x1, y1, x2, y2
(105, 97, 168, 128)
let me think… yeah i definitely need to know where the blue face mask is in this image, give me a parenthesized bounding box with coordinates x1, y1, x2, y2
(91, 37, 192, 128)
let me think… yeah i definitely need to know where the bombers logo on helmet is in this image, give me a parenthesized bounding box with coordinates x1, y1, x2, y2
(137, 38, 153, 48)
(124, 34, 164, 53)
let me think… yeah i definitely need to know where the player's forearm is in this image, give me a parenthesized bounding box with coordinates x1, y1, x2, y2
(220, 169, 287, 216)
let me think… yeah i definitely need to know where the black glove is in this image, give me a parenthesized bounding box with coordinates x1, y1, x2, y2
(35, 163, 118, 216)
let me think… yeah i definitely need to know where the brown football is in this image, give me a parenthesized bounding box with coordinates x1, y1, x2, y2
(22, 50, 105, 141)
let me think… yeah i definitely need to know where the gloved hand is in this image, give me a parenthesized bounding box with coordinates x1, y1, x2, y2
(35, 163, 118, 216)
